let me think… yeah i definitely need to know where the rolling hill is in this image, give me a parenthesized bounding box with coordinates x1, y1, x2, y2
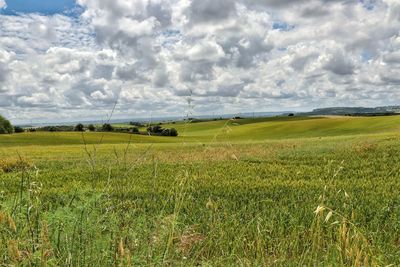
(1, 115, 400, 147)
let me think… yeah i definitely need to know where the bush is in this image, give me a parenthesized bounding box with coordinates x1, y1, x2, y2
(36, 126, 74, 132)
(102, 123, 114, 132)
(14, 126, 24, 133)
(0, 115, 13, 134)
(114, 127, 131, 133)
(75, 123, 84, 132)
(147, 125, 163, 134)
(161, 128, 170, 136)
(48, 126, 57, 132)
(132, 127, 140, 134)
(170, 128, 178, 136)
(147, 125, 178, 137)
(88, 124, 96, 131)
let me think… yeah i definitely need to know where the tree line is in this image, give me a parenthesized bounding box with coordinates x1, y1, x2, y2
(0, 115, 178, 137)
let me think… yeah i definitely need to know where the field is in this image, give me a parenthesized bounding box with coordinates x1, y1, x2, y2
(1, 115, 400, 266)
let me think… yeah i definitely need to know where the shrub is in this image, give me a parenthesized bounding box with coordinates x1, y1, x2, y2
(14, 126, 24, 133)
(147, 125, 178, 137)
(88, 124, 96, 131)
(147, 125, 163, 134)
(170, 128, 178, 137)
(161, 128, 170, 136)
(48, 126, 57, 132)
(114, 127, 131, 133)
(102, 123, 114, 132)
(36, 125, 74, 132)
(74, 123, 84, 132)
(132, 127, 140, 134)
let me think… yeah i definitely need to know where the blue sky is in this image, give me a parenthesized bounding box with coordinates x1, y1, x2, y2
(1, 0, 77, 15)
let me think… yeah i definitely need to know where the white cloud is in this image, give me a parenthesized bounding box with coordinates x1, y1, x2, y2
(2, 0, 400, 124)
(186, 39, 225, 62)
(0, 0, 6, 9)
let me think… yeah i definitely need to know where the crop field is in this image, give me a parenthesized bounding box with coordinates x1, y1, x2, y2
(1, 116, 400, 266)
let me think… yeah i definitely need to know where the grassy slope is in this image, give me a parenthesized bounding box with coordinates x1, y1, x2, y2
(1, 116, 400, 265)
(1, 115, 400, 147)
(0, 131, 171, 147)
(166, 115, 400, 141)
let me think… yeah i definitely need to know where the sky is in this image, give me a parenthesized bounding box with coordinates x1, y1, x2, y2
(1, 0, 400, 124)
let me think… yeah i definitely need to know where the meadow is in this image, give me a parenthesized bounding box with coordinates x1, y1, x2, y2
(1, 115, 400, 266)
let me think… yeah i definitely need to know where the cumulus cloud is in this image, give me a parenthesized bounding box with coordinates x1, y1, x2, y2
(187, 0, 237, 24)
(323, 50, 355, 76)
(186, 39, 225, 62)
(2, 0, 400, 123)
(0, 49, 13, 85)
(0, 0, 6, 9)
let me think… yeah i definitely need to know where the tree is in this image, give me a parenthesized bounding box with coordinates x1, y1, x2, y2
(0, 115, 13, 134)
(161, 128, 170, 136)
(147, 125, 163, 134)
(170, 128, 178, 137)
(147, 125, 178, 137)
(14, 126, 24, 133)
(102, 123, 114, 132)
(48, 126, 57, 132)
(88, 124, 96, 131)
(75, 123, 84, 132)
(131, 127, 140, 134)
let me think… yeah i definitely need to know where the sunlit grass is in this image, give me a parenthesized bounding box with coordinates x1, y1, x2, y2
(1, 116, 400, 265)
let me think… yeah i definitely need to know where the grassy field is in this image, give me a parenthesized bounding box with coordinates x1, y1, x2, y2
(1, 115, 400, 266)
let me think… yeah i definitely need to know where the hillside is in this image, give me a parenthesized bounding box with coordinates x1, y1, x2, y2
(303, 106, 400, 115)
(2, 115, 400, 147)
(1, 115, 400, 265)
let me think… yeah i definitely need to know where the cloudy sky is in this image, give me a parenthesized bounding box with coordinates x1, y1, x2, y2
(1, 0, 400, 124)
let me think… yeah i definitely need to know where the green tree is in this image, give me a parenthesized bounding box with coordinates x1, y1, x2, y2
(147, 125, 163, 134)
(131, 127, 140, 134)
(0, 115, 13, 134)
(102, 123, 114, 132)
(75, 123, 84, 132)
(161, 128, 170, 136)
(169, 128, 178, 137)
(88, 124, 96, 131)
(14, 126, 24, 133)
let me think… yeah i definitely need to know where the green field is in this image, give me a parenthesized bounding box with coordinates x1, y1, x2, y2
(1, 115, 400, 266)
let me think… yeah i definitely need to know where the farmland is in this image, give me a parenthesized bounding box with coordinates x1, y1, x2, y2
(1, 115, 400, 266)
